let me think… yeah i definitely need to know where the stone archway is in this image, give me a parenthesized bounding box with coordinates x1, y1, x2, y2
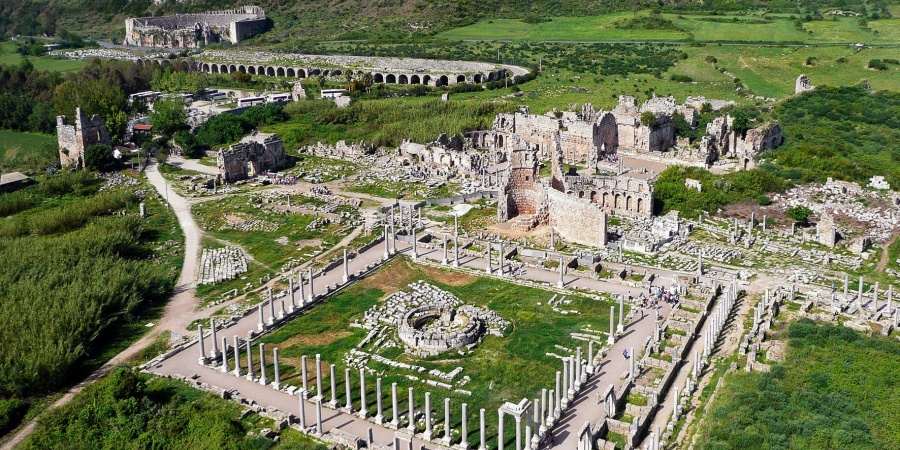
(229, 64, 237, 73)
(474, 73, 483, 83)
(456, 74, 466, 83)
(398, 74, 409, 84)
(266, 67, 276, 76)
(423, 75, 432, 85)
(202, 63, 210, 72)
(615, 194, 621, 209)
(410, 75, 421, 84)
(386, 74, 397, 84)
(286, 68, 295, 77)
(211, 64, 219, 73)
(248, 66, 257, 75)
(238, 65, 246, 73)
(626, 196, 632, 211)
(637, 198, 644, 214)
(374, 73, 384, 83)
(298, 68, 307, 78)
(437, 75, 449, 86)
(276, 67, 285, 77)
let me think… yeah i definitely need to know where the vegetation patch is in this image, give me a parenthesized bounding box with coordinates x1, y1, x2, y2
(696, 320, 900, 449)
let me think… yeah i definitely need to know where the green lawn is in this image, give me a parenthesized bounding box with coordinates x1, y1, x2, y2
(438, 13, 689, 41)
(255, 258, 619, 449)
(438, 12, 900, 45)
(0, 41, 86, 72)
(192, 192, 355, 302)
(0, 129, 57, 172)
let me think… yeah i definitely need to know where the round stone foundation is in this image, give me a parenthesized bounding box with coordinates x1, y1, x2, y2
(398, 304, 484, 356)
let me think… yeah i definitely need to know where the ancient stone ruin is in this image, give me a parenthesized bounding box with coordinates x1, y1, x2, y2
(217, 132, 287, 183)
(199, 246, 249, 285)
(56, 107, 111, 168)
(795, 74, 815, 94)
(124, 6, 268, 48)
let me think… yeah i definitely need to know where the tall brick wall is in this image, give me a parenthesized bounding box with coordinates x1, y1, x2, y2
(547, 188, 607, 247)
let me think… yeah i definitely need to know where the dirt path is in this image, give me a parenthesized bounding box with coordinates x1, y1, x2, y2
(0, 163, 203, 450)
(875, 230, 899, 273)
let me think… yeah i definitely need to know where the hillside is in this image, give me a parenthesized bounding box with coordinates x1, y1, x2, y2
(1, 0, 893, 43)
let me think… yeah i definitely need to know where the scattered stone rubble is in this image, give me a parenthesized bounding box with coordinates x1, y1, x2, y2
(199, 246, 249, 285)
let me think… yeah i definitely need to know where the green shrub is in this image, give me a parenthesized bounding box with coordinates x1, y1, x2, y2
(0, 397, 27, 436)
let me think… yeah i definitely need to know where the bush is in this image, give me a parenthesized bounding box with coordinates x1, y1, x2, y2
(787, 205, 813, 224)
(0, 397, 27, 436)
(83, 144, 116, 171)
(640, 111, 656, 127)
(670, 74, 693, 82)
(868, 59, 888, 70)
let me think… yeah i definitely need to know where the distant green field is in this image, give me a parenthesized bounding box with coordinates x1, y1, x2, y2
(0, 129, 57, 172)
(437, 13, 689, 41)
(439, 12, 900, 44)
(0, 41, 86, 72)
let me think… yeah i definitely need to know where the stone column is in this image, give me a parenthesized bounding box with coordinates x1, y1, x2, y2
(342, 249, 350, 283)
(539, 389, 547, 432)
(288, 276, 296, 309)
(247, 338, 255, 381)
(257, 304, 265, 331)
(608, 305, 615, 344)
(299, 271, 307, 306)
(197, 324, 206, 363)
(443, 236, 448, 264)
(554, 371, 561, 417)
(460, 403, 468, 449)
(279, 295, 287, 319)
(358, 368, 367, 418)
(497, 410, 504, 450)
(629, 346, 636, 381)
(390, 382, 399, 428)
(454, 235, 460, 267)
(301, 355, 308, 392)
(308, 268, 315, 301)
(424, 392, 433, 440)
(329, 364, 337, 407)
(514, 414, 522, 450)
(562, 358, 570, 403)
(617, 295, 625, 334)
(485, 245, 492, 274)
(315, 354, 323, 399)
(210, 318, 219, 358)
(384, 224, 390, 259)
(298, 392, 307, 429)
(273, 347, 281, 389)
(375, 377, 384, 424)
(412, 228, 418, 260)
(587, 341, 595, 372)
(546, 390, 554, 428)
(344, 368, 352, 411)
(576, 347, 583, 384)
(407, 387, 416, 433)
(221, 337, 228, 372)
(499, 243, 505, 274)
(442, 398, 451, 445)
(315, 397, 323, 435)
(479, 408, 486, 450)
(228, 335, 239, 376)
(268, 287, 275, 325)
(557, 255, 565, 288)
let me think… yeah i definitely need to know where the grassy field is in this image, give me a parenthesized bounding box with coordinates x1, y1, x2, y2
(192, 192, 355, 302)
(695, 320, 900, 450)
(0, 129, 57, 173)
(254, 258, 618, 448)
(348, 180, 459, 201)
(0, 41, 86, 72)
(438, 12, 900, 44)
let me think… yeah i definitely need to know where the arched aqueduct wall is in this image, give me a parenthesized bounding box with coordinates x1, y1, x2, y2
(142, 58, 510, 87)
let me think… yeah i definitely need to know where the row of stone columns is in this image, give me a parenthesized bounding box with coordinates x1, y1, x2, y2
(202, 330, 283, 388)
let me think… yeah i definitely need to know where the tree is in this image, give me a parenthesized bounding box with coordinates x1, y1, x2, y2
(640, 111, 656, 127)
(83, 143, 115, 171)
(149, 99, 187, 137)
(787, 205, 813, 225)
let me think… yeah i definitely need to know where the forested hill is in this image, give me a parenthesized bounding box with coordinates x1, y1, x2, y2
(1, 0, 893, 43)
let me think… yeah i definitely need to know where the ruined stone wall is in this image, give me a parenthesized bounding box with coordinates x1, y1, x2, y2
(547, 188, 607, 247)
(56, 108, 110, 168)
(125, 6, 267, 48)
(217, 133, 286, 183)
(564, 174, 654, 217)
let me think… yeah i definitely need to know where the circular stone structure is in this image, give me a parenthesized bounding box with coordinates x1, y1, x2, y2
(398, 304, 485, 356)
